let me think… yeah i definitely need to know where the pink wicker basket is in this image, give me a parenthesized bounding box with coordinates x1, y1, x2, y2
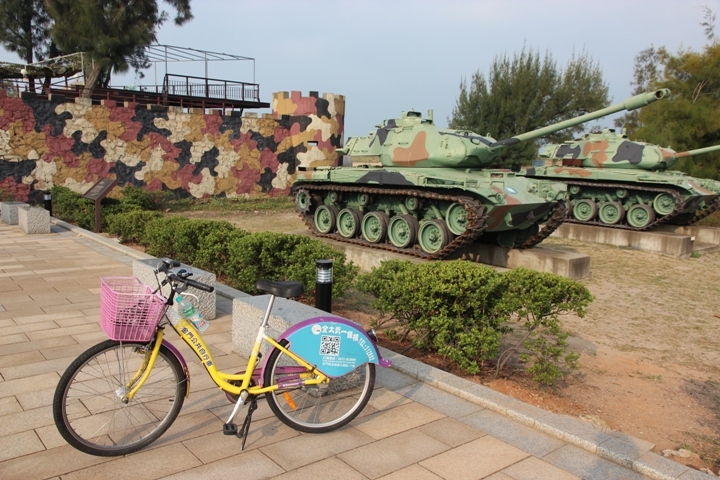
(100, 277, 166, 342)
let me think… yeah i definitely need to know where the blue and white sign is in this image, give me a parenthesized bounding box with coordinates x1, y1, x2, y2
(277, 317, 389, 377)
(505, 186, 518, 195)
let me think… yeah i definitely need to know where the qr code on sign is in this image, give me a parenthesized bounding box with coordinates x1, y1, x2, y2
(320, 335, 340, 356)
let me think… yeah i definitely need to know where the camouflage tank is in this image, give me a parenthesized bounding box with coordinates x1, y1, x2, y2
(522, 128, 720, 229)
(291, 89, 670, 259)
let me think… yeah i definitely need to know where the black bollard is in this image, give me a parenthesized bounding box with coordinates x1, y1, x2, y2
(43, 190, 52, 216)
(315, 259, 333, 313)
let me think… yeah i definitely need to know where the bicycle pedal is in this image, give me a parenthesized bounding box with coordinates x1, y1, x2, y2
(222, 423, 238, 435)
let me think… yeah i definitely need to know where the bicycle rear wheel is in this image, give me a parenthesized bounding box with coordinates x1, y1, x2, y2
(264, 342, 375, 433)
(53, 339, 186, 456)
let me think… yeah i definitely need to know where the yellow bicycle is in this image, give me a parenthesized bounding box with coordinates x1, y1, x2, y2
(52, 260, 391, 456)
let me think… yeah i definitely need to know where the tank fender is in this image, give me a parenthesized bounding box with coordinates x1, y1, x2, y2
(162, 339, 190, 398)
(262, 316, 392, 378)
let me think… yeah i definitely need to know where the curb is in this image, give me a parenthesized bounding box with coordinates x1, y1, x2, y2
(49, 218, 711, 480)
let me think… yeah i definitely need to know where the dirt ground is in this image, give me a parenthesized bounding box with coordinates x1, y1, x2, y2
(178, 209, 720, 473)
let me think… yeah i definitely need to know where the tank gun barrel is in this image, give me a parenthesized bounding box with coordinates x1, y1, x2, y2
(488, 89, 671, 150)
(670, 144, 720, 159)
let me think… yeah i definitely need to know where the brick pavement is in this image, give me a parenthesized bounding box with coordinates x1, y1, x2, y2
(0, 222, 711, 479)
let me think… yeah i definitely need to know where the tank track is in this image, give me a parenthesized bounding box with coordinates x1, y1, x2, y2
(689, 196, 720, 225)
(293, 184, 488, 260)
(562, 180, 686, 231)
(519, 200, 568, 249)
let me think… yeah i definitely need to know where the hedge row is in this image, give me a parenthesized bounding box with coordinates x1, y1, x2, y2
(104, 211, 358, 300)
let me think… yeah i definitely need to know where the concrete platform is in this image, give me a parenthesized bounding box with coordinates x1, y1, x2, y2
(325, 238, 591, 279)
(655, 225, 720, 245)
(551, 223, 720, 257)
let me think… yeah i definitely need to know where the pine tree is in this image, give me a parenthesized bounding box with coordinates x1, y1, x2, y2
(448, 46, 609, 167)
(45, 0, 192, 97)
(617, 9, 720, 180)
(0, 0, 54, 91)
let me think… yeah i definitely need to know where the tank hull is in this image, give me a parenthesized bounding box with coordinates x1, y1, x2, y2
(522, 165, 720, 229)
(293, 165, 568, 258)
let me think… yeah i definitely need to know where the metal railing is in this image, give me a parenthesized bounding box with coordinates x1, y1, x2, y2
(162, 74, 260, 102)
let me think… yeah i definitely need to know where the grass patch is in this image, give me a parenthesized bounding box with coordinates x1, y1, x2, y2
(166, 195, 294, 213)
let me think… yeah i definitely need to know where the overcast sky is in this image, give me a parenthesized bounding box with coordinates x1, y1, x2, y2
(2, 0, 718, 140)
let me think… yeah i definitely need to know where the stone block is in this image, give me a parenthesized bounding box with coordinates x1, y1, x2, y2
(18, 206, 50, 234)
(132, 258, 216, 320)
(1, 202, 28, 225)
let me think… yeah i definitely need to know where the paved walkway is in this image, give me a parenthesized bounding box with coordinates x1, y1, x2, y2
(0, 221, 711, 480)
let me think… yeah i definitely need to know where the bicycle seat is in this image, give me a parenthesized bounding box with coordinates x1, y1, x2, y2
(255, 280, 304, 298)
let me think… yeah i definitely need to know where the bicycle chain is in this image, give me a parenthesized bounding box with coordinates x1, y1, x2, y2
(562, 180, 686, 231)
(292, 184, 488, 260)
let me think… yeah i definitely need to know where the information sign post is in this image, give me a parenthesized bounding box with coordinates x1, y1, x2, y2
(82, 178, 118, 233)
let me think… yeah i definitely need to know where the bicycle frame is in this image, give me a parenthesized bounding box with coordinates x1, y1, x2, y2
(123, 312, 328, 402)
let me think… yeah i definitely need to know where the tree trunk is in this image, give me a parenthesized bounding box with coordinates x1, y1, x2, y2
(81, 63, 102, 98)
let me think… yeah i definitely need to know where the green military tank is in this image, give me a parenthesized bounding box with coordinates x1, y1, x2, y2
(291, 89, 670, 259)
(522, 128, 720, 229)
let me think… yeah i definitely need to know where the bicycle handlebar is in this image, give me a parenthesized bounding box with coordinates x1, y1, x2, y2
(155, 260, 215, 294)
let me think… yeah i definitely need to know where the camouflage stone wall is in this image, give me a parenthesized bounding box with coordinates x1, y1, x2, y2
(0, 89, 344, 203)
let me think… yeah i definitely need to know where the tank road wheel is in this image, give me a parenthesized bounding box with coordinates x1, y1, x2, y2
(314, 205, 339, 234)
(405, 196, 421, 212)
(388, 214, 420, 248)
(294, 188, 312, 214)
(445, 203, 468, 235)
(337, 208, 362, 238)
(616, 188, 629, 199)
(418, 219, 452, 254)
(653, 192, 676, 216)
(626, 204, 656, 228)
(357, 193, 371, 207)
(572, 199, 598, 222)
(598, 201, 626, 226)
(361, 212, 389, 243)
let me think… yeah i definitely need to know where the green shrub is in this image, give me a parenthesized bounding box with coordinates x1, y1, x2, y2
(494, 268, 593, 385)
(225, 232, 359, 300)
(356, 260, 508, 374)
(120, 186, 171, 211)
(357, 261, 593, 384)
(170, 219, 238, 266)
(193, 227, 249, 276)
(51, 186, 95, 229)
(106, 210, 163, 244)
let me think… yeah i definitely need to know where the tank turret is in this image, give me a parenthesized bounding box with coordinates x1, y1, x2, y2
(541, 128, 720, 170)
(292, 90, 670, 257)
(340, 89, 671, 168)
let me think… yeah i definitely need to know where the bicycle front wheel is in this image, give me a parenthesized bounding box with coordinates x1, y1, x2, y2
(53, 339, 186, 456)
(264, 343, 375, 433)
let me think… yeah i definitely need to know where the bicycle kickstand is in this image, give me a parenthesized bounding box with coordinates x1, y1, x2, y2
(238, 396, 258, 450)
(222, 392, 257, 450)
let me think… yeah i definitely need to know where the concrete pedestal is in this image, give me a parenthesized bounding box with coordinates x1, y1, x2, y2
(1, 202, 28, 225)
(18, 206, 50, 234)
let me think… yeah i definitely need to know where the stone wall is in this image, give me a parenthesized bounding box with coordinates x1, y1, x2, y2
(0, 89, 345, 203)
